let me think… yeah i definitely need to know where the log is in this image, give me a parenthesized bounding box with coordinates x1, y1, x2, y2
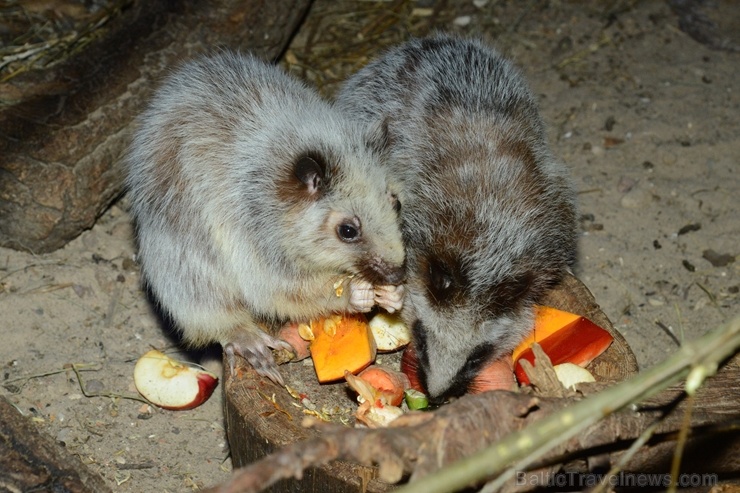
(0, 395, 112, 493)
(223, 273, 640, 492)
(213, 357, 739, 493)
(0, 0, 312, 253)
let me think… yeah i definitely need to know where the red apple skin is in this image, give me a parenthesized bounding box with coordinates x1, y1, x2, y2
(134, 350, 219, 410)
(514, 317, 613, 385)
(400, 344, 425, 393)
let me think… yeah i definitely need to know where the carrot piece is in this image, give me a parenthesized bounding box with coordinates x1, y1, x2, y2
(514, 317, 614, 385)
(357, 365, 410, 406)
(310, 314, 376, 383)
(511, 305, 582, 362)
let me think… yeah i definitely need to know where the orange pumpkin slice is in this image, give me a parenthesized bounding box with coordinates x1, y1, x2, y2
(511, 305, 582, 362)
(309, 313, 376, 383)
(513, 313, 614, 386)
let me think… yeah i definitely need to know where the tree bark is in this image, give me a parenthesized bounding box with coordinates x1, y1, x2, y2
(0, 0, 312, 253)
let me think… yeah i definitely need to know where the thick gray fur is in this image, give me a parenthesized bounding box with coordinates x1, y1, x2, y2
(127, 52, 405, 384)
(336, 34, 577, 400)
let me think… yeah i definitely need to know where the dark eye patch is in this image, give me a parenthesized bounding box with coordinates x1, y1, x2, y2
(411, 320, 429, 368)
(483, 272, 534, 318)
(424, 254, 466, 308)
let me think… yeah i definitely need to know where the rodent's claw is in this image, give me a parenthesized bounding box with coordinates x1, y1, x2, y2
(348, 278, 375, 312)
(375, 284, 405, 313)
(223, 330, 291, 386)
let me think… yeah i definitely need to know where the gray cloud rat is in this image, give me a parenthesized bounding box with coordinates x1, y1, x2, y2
(336, 34, 578, 401)
(127, 52, 405, 384)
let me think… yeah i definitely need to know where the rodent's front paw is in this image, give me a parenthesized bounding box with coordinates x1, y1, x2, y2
(375, 284, 405, 313)
(224, 330, 292, 385)
(348, 278, 375, 312)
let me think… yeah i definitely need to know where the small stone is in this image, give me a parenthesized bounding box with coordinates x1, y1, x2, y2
(604, 116, 616, 131)
(702, 249, 735, 267)
(617, 176, 637, 193)
(603, 136, 624, 148)
(122, 257, 137, 271)
(85, 379, 105, 393)
(453, 15, 472, 26)
(677, 223, 701, 236)
(682, 260, 695, 272)
(620, 187, 652, 209)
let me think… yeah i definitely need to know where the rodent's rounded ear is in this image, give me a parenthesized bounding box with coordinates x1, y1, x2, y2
(388, 191, 401, 214)
(293, 155, 325, 195)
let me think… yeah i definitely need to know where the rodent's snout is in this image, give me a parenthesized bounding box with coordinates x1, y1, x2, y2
(361, 256, 406, 286)
(378, 261, 406, 286)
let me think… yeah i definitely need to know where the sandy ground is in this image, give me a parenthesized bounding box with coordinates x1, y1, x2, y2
(1, 1, 737, 491)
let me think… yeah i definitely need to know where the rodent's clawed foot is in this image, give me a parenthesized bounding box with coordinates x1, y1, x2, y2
(348, 278, 375, 312)
(374, 284, 405, 313)
(224, 330, 292, 386)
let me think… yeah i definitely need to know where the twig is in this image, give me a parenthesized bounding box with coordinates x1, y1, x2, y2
(68, 362, 150, 405)
(590, 420, 661, 493)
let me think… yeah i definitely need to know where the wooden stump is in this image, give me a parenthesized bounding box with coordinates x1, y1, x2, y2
(0, 0, 312, 253)
(224, 274, 639, 492)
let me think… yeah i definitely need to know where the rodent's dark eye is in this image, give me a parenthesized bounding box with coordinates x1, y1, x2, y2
(428, 259, 454, 301)
(462, 343, 494, 374)
(337, 218, 361, 243)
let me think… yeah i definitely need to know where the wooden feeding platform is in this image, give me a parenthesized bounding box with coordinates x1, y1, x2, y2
(224, 273, 640, 492)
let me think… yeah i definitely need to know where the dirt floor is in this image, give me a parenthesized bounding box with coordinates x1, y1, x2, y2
(1, 0, 738, 491)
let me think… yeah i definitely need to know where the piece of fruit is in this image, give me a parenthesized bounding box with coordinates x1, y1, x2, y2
(404, 388, 429, 410)
(511, 306, 582, 361)
(400, 344, 425, 393)
(467, 355, 517, 393)
(554, 363, 596, 390)
(357, 365, 410, 407)
(368, 312, 411, 352)
(310, 313, 376, 383)
(133, 350, 218, 410)
(514, 316, 614, 385)
(277, 323, 311, 361)
(345, 371, 404, 428)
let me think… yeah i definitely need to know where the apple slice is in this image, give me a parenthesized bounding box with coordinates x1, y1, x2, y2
(133, 350, 218, 410)
(368, 312, 411, 352)
(514, 317, 613, 385)
(554, 363, 596, 390)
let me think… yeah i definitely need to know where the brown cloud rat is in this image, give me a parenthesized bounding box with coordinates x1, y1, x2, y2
(336, 34, 578, 401)
(127, 52, 405, 384)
